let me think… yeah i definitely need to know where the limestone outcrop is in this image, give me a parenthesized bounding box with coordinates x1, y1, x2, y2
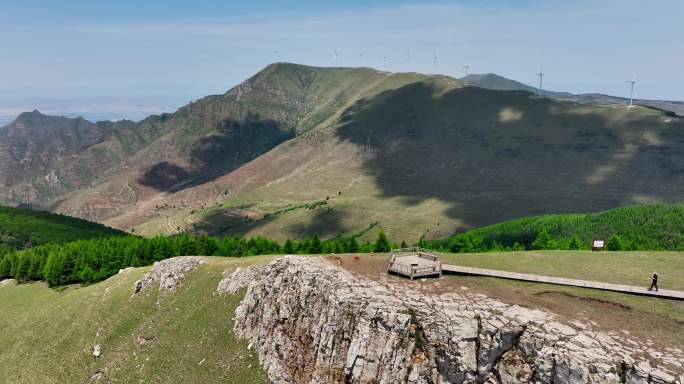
(227, 256, 683, 384)
(217, 265, 266, 294)
(132, 256, 205, 295)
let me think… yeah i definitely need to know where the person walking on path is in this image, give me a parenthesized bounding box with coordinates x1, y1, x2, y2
(648, 272, 658, 292)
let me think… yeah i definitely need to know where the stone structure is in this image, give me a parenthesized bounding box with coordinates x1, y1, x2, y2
(226, 256, 682, 384)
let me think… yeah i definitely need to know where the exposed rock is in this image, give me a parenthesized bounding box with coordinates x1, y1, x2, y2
(135, 335, 156, 347)
(496, 349, 533, 384)
(216, 265, 267, 294)
(89, 370, 108, 383)
(118, 267, 135, 275)
(92, 344, 101, 358)
(132, 256, 205, 295)
(232, 256, 683, 384)
(0, 278, 15, 287)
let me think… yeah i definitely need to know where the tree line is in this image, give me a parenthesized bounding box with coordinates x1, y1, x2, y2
(429, 204, 684, 253)
(3, 203, 682, 287)
(0, 231, 395, 286)
(0, 206, 125, 250)
(431, 229, 632, 253)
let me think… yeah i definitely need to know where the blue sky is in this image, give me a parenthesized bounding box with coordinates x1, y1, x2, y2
(0, 0, 682, 123)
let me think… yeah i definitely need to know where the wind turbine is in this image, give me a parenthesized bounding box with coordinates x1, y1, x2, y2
(626, 76, 636, 107)
(433, 53, 439, 71)
(332, 48, 339, 65)
(463, 64, 470, 76)
(537, 66, 544, 97)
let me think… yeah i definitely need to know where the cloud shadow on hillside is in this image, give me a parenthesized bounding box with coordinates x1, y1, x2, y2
(198, 205, 349, 240)
(332, 82, 684, 235)
(137, 114, 295, 192)
(284, 207, 351, 239)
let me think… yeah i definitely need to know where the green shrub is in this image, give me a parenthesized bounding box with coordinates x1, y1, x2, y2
(532, 228, 558, 250)
(606, 234, 624, 251)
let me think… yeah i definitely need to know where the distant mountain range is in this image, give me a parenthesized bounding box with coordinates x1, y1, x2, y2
(1, 63, 683, 242)
(460, 73, 573, 98)
(461, 73, 684, 115)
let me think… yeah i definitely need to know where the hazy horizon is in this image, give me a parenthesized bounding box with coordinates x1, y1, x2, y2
(1, 0, 682, 124)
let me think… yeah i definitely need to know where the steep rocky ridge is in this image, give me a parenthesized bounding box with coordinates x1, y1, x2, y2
(0, 111, 122, 196)
(0, 64, 417, 215)
(0, 109, 151, 206)
(226, 256, 683, 383)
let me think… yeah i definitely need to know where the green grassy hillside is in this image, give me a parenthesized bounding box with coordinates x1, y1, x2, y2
(0, 205, 125, 250)
(2, 64, 410, 216)
(148, 72, 684, 243)
(49, 64, 437, 224)
(442, 250, 684, 291)
(434, 204, 684, 252)
(0, 257, 269, 383)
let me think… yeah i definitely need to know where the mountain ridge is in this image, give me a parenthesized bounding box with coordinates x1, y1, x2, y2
(460, 72, 684, 115)
(1, 63, 683, 242)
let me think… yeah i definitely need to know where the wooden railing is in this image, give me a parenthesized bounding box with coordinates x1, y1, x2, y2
(417, 252, 438, 262)
(387, 254, 442, 279)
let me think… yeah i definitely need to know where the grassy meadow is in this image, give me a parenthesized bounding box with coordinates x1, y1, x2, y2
(440, 251, 684, 325)
(0, 257, 271, 383)
(442, 250, 684, 291)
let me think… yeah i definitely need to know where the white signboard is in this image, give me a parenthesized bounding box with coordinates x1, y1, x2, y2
(592, 240, 605, 248)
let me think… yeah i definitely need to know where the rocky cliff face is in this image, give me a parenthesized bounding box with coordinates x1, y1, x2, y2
(224, 256, 683, 384)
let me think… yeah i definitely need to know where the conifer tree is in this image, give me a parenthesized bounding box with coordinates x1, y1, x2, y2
(309, 234, 322, 254)
(345, 237, 359, 253)
(532, 228, 556, 250)
(374, 231, 391, 252)
(283, 239, 294, 254)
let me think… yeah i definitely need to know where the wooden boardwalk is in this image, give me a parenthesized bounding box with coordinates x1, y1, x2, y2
(442, 264, 684, 300)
